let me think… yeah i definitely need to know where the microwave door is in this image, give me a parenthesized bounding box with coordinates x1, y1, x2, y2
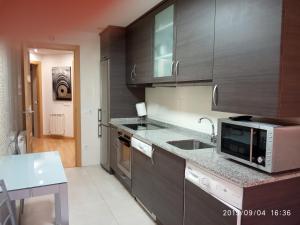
(221, 124, 251, 161)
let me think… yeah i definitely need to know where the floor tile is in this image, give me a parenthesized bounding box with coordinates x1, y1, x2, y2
(21, 166, 155, 225)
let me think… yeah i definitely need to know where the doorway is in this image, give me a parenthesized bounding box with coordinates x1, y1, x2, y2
(22, 43, 81, 167)
(30, 62, 42, 138)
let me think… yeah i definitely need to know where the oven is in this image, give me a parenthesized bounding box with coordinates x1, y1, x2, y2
(116, 129, 132, 190)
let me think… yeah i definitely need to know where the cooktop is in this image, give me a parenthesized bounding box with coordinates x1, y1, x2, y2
(122, 123, 166, 131)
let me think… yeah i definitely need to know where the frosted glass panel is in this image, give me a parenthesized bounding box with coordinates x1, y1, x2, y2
(154, 5, 174, 78)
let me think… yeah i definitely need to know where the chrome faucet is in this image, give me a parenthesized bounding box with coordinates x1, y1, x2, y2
(199, 117, 217, 144)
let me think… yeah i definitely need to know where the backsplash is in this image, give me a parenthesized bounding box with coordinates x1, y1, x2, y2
(146, 86, 238, 135)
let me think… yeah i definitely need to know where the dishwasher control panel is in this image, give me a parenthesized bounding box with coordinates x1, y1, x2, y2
(185, 161, 243, 210)
(131, 137, 153, 158)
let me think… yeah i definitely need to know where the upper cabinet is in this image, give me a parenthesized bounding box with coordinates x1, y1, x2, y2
(175, 0, 215, 82)
(153, 2, 176, 83)
(126, 14, 153, 85)
(212, 0, 300, 117)
(126, 0, 216, 85)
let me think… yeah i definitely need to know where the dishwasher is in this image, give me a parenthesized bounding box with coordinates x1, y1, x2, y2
(131, 137, 156, 220)
(184, 161, 243, 225)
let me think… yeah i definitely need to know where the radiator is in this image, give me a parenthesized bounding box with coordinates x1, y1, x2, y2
(49, 114, 65, 136)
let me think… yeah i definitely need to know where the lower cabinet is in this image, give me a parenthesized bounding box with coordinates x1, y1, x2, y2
(152, 145, 185, 225)
(109, 126, 118, 172)
(184, 180, 238, 225)
(131, 144, 185, 225)
(132, 147, 155, 214)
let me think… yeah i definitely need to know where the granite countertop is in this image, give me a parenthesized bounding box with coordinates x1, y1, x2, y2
(110, 118, 300, 188)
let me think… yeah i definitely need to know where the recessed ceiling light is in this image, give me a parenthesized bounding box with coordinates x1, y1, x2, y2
(33, 48, 38, 53)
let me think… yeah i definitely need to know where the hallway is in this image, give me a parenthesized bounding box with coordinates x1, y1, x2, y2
(32, 137, 76, 168)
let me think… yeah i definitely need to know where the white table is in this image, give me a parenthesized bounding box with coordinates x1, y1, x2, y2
(0, 151, 69, 225)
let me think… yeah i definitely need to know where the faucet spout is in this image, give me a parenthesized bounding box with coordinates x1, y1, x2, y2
(199, 117, 217, 144)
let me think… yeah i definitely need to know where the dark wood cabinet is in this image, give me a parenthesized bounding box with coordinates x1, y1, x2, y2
(152, 145, 185, 225)
(184, 180, 237, 225)
(152, 0, 177, 84)
(126, 15, 154, 85)
(132, 148, 155, 213)
(100, 26, 145, 118)
(175, 0, 215, 82)
(109, 126, 118, 172)
(212, 0, 300, 117)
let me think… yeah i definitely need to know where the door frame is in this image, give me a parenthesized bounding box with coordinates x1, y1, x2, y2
(23, 42, 82, 167)
(30, 61, 43, 138)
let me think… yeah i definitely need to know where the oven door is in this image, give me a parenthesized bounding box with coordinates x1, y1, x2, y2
(117, 136, 132, 178)
(184, 179, 241, 225)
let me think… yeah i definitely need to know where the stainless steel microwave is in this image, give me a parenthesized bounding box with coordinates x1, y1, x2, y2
(217, 118, 300, 173)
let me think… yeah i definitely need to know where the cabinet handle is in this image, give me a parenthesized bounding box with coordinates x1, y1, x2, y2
(131, 68, 135, 81)
(133, 64, 137, 79)
(171, 61, 175, 76)
(151, 148, 155, 165)
(175, 61, 179, 77)
(98, 124, 102, 138)
(213, 84, 218, 107)
(98, 109, 102, 122)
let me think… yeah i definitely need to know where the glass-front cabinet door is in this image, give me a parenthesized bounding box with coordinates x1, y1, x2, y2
(154, 4, 175, 81)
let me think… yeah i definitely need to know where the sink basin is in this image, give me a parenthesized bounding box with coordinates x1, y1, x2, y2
(167, 139, 214, 150)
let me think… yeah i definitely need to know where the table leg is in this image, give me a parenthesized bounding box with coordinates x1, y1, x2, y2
(55, 183, 69, 225)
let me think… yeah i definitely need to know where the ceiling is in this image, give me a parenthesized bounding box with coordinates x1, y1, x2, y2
(88, 0, 164, 32)
(29, 49, 73, 55)
(0, 0, 163, 38)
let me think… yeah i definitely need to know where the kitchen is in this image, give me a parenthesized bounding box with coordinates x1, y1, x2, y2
(99, 0, 300, 225)
(0, 0, 300, 225)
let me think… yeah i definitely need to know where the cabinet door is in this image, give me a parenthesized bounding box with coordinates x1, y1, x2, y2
(100, 30, 110, 60)
(132, 148, 154, 213)
(126, 15, 153, 85)
(184, 180, 238, 225)
(109, 126, 118, 172)
(212, 0, 282, 116)
(175, 0, 214, 82)
(152, 146, 185, 225)
(153, 1, 176, 83)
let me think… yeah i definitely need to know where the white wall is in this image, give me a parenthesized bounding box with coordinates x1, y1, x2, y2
(41, 32, 101, 166)
(146, 86, 239, 134)
(0, 41, 22, 155)
(40, 53, 74, 137)
(30, 52, 42, 61)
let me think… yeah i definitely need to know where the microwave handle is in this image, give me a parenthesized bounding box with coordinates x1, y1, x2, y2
(249, 128, 254, 162)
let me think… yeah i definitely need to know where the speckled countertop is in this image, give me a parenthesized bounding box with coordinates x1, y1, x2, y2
(110, 118, 300, 188)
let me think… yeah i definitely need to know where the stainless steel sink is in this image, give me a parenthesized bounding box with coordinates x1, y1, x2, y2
(167, 139, 214, 150)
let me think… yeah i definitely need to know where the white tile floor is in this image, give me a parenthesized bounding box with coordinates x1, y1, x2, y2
(21, 166, 156, 225)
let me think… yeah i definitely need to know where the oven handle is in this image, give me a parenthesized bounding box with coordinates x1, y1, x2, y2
(118, 136, 131, 147)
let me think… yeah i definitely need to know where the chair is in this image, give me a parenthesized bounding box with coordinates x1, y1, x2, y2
(15, 131, 25, 220)
(0, 180, 17, 225)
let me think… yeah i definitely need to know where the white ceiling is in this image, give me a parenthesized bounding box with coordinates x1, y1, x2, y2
(87, 0, 164, 32)
(0, 0, 164, 38)
(29, 49, 73, 55)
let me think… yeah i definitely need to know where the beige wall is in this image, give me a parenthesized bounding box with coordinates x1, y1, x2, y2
(146, 86, 238, 134)
(146, 86, 300, 135)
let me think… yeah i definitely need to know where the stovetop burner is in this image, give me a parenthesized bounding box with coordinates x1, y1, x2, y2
(122, 123, 166, 131)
